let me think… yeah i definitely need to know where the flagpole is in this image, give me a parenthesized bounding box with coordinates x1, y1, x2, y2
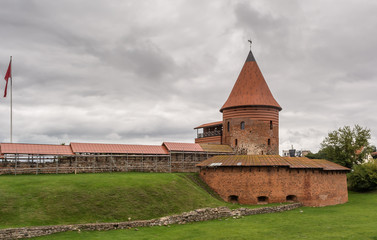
(10, 56, 12, 143)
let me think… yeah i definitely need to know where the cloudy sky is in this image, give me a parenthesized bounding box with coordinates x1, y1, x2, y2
(0, 0, 376, 153)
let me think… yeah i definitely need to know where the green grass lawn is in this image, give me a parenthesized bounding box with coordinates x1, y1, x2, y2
(0, 172, 230, 229)
(34, 191, 377, 240)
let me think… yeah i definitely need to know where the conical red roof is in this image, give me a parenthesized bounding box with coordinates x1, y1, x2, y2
(220, 51, 282, 112)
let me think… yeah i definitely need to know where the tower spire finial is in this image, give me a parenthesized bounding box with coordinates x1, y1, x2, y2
(248, 39, 252, 51)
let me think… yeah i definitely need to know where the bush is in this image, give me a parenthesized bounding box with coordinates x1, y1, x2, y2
(348, 160, 377, 192)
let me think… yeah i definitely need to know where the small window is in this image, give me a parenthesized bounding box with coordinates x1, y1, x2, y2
(235, 139, 238, 146)
(270, 120, 273, 130)
(228, 195, 239, 203)
(240, 121, 245, 130)
(268, 139, 271, 146)
(227, 121, 230, 132)
(257, 196, 269, 204)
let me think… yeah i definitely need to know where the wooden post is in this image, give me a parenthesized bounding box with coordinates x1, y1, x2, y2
(74, 156, 77, 174)
(94, 156, 97, 173)
(155, 154, 157, 172)
(56, 156, 59, 174)
(36, 155, 39, 175)
(110, 155, 115, 172)
(14, 154, 17, 176)
(109, 155, 112, 173)
(169, 152, 172, 173)
(181, 151, 185, 171)
(126, 153, 129, 172)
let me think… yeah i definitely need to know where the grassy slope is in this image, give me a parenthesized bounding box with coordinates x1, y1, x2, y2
(35, 191, 377, 240)
(0, 172, 228, 229)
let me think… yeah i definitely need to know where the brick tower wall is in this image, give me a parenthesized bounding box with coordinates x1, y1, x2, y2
(222, 106, 279, 155)
(199, 166, 348, 207)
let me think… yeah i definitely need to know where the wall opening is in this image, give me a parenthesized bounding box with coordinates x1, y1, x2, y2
(270, 120, 273, 130)
(228, 195, 239, 203)
(240, 121, 245, 130)
(227, 121, 230, 132)
(235, 139, 238, 146)
(257, 196, 269, 204)
(268, 139, 271, 146)
(286, 195, 298, 202)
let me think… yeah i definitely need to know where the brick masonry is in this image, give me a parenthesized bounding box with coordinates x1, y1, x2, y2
(199, 166, 348, 207)
(0, 152, 230, 175)
(0, 203, 302, 239)
(222, 107, 279, 155)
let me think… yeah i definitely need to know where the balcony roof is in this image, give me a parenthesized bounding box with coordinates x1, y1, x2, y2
(197, 155, 350, 171)
(194, 121, 223, 129)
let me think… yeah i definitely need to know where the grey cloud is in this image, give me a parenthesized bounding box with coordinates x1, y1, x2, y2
(0, 0, 376, 154)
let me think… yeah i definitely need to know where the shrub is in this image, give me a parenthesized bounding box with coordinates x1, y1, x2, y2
(348, 160, 377, 192)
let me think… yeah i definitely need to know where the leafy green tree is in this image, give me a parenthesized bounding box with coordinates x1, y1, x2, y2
(310, 125, 371, 168)
(348, 160, 377, 192)
(306, 149, 329, 160)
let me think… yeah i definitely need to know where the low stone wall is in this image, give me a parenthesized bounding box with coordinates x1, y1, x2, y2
(0, 203, 302, 239)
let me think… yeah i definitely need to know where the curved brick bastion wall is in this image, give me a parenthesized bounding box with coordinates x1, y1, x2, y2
(222, 107, 279, 155)
(199, 166, 348, 207)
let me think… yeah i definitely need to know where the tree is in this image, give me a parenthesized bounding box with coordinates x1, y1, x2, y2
(311, 125, 371, 168)
(306, 149, 328, 160)
(348, 160, 377, 192)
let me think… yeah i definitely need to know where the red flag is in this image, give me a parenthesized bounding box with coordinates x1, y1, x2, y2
(4, 59, 11, 98)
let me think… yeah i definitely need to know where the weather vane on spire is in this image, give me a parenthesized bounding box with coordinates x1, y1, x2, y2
(248, 39, 252, 50)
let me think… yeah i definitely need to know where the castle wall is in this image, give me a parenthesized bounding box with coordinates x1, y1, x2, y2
(222, 107, 279, 155)
(199, 166, 348, 207)
(0, 152, 229, 175)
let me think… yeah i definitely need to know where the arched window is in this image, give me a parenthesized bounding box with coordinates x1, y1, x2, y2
(240, 121, 245, 130)
(270, 120, 273, 130)
(227, 121, 230, 132)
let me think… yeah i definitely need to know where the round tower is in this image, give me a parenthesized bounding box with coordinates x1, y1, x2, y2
(220, 50, 282, 155)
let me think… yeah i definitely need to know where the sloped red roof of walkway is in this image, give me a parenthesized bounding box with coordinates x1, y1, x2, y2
(70, 142, 169, 155)
(197, 155, 288, 167)
(199, 144, 233, 153)
(197, 155, 349, 171)
(0, 143, 74, 155)
(162, 142, 204, 152)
